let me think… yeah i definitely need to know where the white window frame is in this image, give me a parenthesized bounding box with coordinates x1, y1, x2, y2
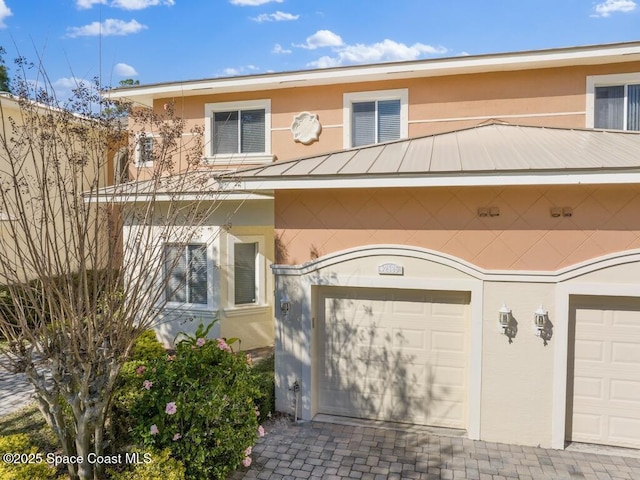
(134, 132, 155, 168)
(586, 72, 640, 130)
(226, 234, 266, 309)
(204, 99, 272, 165)
(343, 89, 408, 148)
(164, 242, 215, 311)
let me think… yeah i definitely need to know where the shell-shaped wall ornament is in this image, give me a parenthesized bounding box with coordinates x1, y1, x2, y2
(291, 112, 322, 145)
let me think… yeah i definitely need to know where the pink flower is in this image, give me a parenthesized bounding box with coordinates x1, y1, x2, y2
(166, 354, 176, 361)
(196, 337, 206, 347)
(216, 338, 231, 352)
(143, 380, 153, 390)
(242, 456, 252, 467)
(246, 353, 252, 365)
(150, 424, 159, 435)
(165, 402, 177, 415)
(258, 425, 265, 437)
(244, 446, 252, 456)
(172, 433, 182, 441)
(136, 365, 146, 376)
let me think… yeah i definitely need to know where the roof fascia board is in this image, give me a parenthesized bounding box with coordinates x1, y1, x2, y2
(227, 171, 640, 190)
(107, 43, 640, 107)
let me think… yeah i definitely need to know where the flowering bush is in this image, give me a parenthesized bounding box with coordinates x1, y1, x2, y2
(129, 322, 263, 479)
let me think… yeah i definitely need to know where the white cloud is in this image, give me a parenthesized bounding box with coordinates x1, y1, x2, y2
(0, 0, 12, 28)
(295, 30, 343, 50)
(111, 0, 175, 9)
(272, 43, 292, 54)
(221, 65, 260, 76)
(306, 38, 447, 68)
(51, 77, 97, 101)
(592, 0, 637, 17)
(76, 0, 107, 9)
(76, 0, 173, 9)
(252, 11, 299, 22)
(230, 0, 283, 5)
(114, 63, 138, 76)
(66, 19, 147, 37)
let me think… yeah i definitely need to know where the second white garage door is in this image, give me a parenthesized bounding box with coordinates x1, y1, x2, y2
(317, 287, 470, 429)
(568, 295, 640, 449)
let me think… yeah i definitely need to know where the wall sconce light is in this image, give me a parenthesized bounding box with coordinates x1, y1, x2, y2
(499, 303, 512, 334)
(534, 305, 547, 336)
(280, 295, 291, 315)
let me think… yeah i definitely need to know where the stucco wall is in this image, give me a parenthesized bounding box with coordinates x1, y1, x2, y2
(274, 185, 640, 270)
(144, 61, 640, 166)
(481, 281, 556, 447)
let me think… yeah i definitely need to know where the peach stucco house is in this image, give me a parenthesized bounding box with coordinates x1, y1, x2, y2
(110, 41, 640, 450)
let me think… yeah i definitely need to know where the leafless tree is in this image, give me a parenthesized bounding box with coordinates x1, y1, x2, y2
(0, 60, 223, 479)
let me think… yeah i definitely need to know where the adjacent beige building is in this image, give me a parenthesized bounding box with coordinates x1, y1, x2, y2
(110, 41, 640, 449)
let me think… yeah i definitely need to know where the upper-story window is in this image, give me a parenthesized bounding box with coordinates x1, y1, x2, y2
(587, 73, 640, 131)
(135, 133, 154, 167)
(204, 99, 272, 164)
(343, 89, 408, 148)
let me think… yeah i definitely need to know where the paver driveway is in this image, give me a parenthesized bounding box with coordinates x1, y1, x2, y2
(231, 418, 640, 480)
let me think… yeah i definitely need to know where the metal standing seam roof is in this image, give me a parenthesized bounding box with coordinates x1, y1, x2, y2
(227, 123, 640, 181)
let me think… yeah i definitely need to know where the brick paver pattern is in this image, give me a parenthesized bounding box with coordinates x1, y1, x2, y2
(230, 420, 640, 480)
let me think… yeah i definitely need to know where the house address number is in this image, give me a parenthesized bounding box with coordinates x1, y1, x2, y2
(377, 263, 404, 276)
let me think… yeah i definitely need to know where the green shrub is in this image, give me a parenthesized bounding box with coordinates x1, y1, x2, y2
(251, 353, 275, 423)
(110, 330, 167, 449)
(0, 434, 56, 480)
(129, 322, 262, 479)
(130, 329, 166, 362)
(108, 448, 185, 480)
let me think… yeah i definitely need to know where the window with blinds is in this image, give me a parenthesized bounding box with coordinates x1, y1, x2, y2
(234, 242, 257, 305)
(212, 109, 265, 155)
(164, 244, 208, 305)
(351, 99, 401, 147)
(136, 135, 154, 166)
(595, 84, 640, 131)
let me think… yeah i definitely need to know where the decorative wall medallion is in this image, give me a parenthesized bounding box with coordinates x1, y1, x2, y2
(291, 112, 321, 145)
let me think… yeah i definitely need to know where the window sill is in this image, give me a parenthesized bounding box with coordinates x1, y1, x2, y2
(223, 304, 271, 318)
(203, 153, 274, 166)
(161, 304, 215, 314)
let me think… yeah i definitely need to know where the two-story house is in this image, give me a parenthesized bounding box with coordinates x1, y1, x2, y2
(109, 41, 640, 451)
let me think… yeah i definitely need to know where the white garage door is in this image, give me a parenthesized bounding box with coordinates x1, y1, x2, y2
(569, 296, 640, 449)
(317, 287, 470, 429)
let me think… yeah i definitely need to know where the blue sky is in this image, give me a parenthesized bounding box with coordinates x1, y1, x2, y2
(0, 0, 638, 99)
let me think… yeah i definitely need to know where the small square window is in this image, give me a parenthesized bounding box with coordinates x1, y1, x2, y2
(344, 89, 408, 148)
(135, 134, 154, 167)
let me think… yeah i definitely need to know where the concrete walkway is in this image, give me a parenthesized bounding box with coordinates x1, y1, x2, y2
(0, 369, 34, 416)
(232, 417, 640, 480)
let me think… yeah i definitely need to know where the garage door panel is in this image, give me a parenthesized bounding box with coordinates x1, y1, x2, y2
(318, 287, 469, 429)
(610, 379, 640, 402)
(611, 342, 640, 365)
(569, 295, 640, 449)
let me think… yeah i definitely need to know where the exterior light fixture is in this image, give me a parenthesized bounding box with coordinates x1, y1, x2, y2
(280, 295, 291, 315)
(499, 303, 511, 333)
(534, 305, 547, 336)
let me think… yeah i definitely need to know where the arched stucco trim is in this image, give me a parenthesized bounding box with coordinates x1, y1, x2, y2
(272, 244, 640, 283)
